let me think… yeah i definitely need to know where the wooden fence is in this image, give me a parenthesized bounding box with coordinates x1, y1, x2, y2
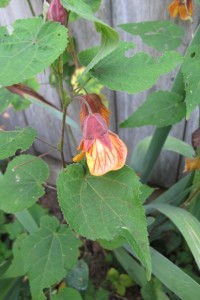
(0, 0, 199, 187)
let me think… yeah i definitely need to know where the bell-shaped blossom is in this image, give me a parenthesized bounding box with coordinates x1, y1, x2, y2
(47, 0, 67, 25)
(73, 113, 127, 176)
(168, 0, 193, 20)
(80, 94, 109, 125)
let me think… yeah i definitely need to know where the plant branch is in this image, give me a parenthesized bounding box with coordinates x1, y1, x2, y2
(57, 56, 70, 168)
(27, 0, 36, 16)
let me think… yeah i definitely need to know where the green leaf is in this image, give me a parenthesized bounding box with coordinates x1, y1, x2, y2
(0, 0, 10, 7)
(141, 278, 169, 300)
(69, 0, 101, 22)
(22, 216, 82, 300)
(66, 260, 89, 291)
(113, 248, 147, 287)
(0, 154, 49, 213)
(0, 278, 21, 300)
(52, 288, 83, 300)
(151, 247, 200, 300)
(57, 163, 151, 278)
(148, 204, 200, 270)
(61, 0, 119, 75)
(3, 234, 27, 278)
(119, 21, 184, 51)
(120, 91, 185, 128)
(0, 18, 68, 86)
(79, 42, 182, 93)
(0, 127, 37, 159)
(131, 135, 195, 173)
(182, 45, 200, 119)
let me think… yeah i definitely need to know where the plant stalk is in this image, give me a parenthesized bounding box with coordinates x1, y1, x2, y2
(27, 0, 36, 16)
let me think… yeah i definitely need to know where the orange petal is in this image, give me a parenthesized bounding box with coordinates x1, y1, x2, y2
(108, 132, 128, 170)
(168, 0, 179, 18)
(179, 5, 190, 20)
(80, 94, 109, 125)
(183, 157, 200, 172)
(86, 133, 127, 176)
(73, 151, 85, 162)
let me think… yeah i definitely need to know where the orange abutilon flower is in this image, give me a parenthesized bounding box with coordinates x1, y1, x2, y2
(168, 0, 193, 20)
(73, 113, 127, 176)
(80, 94, 109, 125)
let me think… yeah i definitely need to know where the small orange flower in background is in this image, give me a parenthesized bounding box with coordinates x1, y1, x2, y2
(183, 157, 200, 172)
(168, 0, 193, 20)
(73, 95, 127, 176)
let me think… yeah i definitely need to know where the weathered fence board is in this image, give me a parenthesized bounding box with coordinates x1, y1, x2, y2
(0, 0, 199, 187)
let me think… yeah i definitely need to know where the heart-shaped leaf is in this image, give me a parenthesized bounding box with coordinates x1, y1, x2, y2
(0, 155, 49, 213)
(0, 127, 37, 159)
(57, 163, 151, 278)
(0, 18, 68, 86)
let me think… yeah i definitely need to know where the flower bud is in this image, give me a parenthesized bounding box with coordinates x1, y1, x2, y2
(47, 0, 67, 25)
(192, 128, 200, 150)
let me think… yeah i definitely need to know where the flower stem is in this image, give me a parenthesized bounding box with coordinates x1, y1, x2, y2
(57, 55, 70, 168)
(27, 0, 36, 16)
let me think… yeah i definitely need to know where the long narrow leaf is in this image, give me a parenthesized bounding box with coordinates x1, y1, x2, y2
(148, 204, 200, 270)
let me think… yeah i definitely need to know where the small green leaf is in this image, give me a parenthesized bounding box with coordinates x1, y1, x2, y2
(131, 135, 195, 173)
(66, 260, 89, 291)
(61, 0, 119, 75)
(57, 163, 151, 279)
(0, 0, 10, 7)
(149, 204, 200, 270)
(120, 91, 185, 128)
(79, 42, 182, 94)
(0, 127, 37, 159)
(22, 216, 82, 300)
(0, 155, 49, 213)
(182, 45, 200, 119)
(119, 21, 184, 51)
(53, 288, 83, 300)
(0, 18, 68, 86)
(141, 278, 169, 300)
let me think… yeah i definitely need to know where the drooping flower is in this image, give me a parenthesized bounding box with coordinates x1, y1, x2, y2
(73, 113, 127, 176)
(168, 0, 193, 20)
(183, 157, 200, 172)
(80, 94, 109, 125)
(47, 0, 68, 25)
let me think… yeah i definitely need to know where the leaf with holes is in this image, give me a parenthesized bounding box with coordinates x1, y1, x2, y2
(0, 18, 68, 86)
(120, 91, 185, 128)
(57, 163, 151, 279)
(0, 127, 37, 159)
(119, 21, 184, 51)
(0, 155, 49, 213)
(14, 216, 81, 300)
(182, 45, 200, 119)
(61, 0, 119, 75)
(79, 42, 182, 93)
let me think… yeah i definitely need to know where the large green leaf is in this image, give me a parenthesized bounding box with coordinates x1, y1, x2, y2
(182, 45, 200, 119)
(61, 0, 119, 74)
(22, 216, 82, 300)
(57, 163, 151, 278)
(120, 91, 185, 128)
(119, 21, 184, 51)
(151, 248, 200, 300)
(0, 18, 68, 86)
(0, 127, 36, 159)
(131, 135, 194, 174)
(148, 204, 200, 270)
(0, 155, 49, 213)
(79, 42, 182, 94)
